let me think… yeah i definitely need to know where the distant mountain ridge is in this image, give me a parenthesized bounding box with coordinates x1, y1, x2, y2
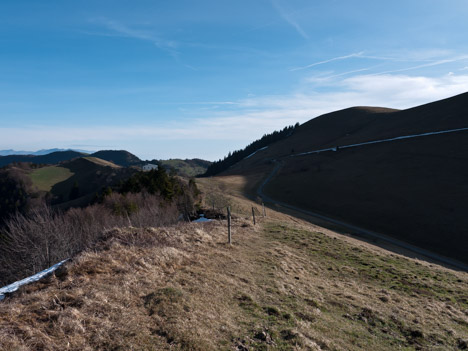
(0, 150, 142, 168)
(0, 148, 91, 156)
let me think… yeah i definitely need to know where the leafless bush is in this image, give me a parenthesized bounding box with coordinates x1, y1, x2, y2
(204, 191, 232, 211)
(102, 192, 180, 227)
(0, 192, 188, 286)
(0, 205, 74, 284)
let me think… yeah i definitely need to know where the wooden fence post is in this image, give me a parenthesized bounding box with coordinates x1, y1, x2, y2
(262, 202, 266, 217)
(252, 207, 256, 225)
(227, 206, 231, 244)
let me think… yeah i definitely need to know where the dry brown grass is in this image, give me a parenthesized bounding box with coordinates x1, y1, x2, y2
(1, 178, 467, 350)
(82, 157, 121, 169)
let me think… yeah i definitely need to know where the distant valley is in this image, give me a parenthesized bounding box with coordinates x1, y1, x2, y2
(0, 149, 211, 223)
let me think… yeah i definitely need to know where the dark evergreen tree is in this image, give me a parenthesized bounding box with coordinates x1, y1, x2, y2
(69, 181, 80, 200)
(203, 123, 300, 176)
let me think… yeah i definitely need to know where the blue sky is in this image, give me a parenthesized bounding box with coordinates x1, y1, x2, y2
(1, 0, 467, 160)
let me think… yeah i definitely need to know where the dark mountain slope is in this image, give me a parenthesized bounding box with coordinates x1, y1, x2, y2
(265, 132, 468, 263)
(90, 150, 141, 167)
(224, 92, 468, 264)
(231, 92, 468, 173)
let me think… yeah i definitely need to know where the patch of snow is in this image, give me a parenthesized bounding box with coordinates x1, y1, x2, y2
(245, 146, 268, 159)
(193, 214, 212, 223)
(0, 259, 69, 301)
(193, 217, 212, 223)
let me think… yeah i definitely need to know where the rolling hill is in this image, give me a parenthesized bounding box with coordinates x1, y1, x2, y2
(222, 92, 468, 265)
(22, 157, 136, 209)
(0, 150, 87, 168)
(46, 157, 135, 208)
(0, 149, 142, 168)
(159, 158, 212, 177)
(90, 150, 141, 167)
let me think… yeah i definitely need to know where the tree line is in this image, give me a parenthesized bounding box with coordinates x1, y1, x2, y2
(203, 123, 299, 176)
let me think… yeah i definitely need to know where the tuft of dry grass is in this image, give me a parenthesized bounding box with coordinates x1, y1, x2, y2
(0, 178, 467, 350)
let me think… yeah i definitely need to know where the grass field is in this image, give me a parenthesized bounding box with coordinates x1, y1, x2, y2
(29, 166, 74, 192)
(0, 177, 467, 350)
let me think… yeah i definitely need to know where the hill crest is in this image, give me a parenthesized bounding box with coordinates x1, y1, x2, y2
(0, 149, 141, 168)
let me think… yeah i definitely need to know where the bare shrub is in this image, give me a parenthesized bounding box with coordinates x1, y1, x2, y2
(102, 192, 180, 228)
(0, 205, 73, 284)
(0, 192, 187, 285)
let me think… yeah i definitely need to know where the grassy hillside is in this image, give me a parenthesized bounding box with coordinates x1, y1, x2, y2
(82, 156, 121, 168)
(29, 166, 74, 192)
(48, 157, 136, 208)
(159, 158, 211, 177)
(223, 92, 468, 265)
(91, 150, 141, 167)
(0, 177, 467, 350)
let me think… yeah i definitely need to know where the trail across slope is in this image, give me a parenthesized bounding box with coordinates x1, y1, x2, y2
(257, 160, 468, 272)
(291, 126, 468, 157)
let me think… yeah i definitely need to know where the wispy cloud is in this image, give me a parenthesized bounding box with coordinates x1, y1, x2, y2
(306, 68, 372, 83)
(290, 51, 468, 73)
(88, 17, 179, 58)
(368, 55, 468, 76)
(290, 52, 365, 71)
(271, 0, 308, 40)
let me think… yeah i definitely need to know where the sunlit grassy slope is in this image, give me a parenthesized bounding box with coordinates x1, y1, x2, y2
(82, 156, 121, 168)
(29, 166, 74, 192)
(0, 177, 467, 350)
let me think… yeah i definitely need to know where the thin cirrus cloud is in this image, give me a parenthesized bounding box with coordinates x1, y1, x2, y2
(271, 0, 309, 40)
(88, 17, 179, 57)
(367, 55, 468, 76)
(290, 51, 468, 73)
(290, 52, 366, 72)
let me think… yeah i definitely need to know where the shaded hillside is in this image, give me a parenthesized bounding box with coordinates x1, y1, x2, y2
(223, 92, 468, 265)
(0, 165, 36, 224)
(159, 158, 211, 177)
(229, 92, 468, 173)
(49, 157, 136, 208)
(91, 150, 141, 167)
